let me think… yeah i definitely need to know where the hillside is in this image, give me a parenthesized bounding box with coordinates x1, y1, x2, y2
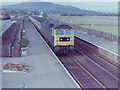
(3, 2, 99, 14)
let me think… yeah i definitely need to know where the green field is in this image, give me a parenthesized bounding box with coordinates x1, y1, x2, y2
(80, 25, 118, 36)
(48, 14, 118, 36)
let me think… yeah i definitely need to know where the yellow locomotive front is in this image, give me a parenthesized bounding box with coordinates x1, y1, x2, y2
(52, 25, 74, 54)
(54, 29, 74, 46)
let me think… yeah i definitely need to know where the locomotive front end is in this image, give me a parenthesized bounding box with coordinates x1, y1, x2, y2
(53, 25, 74, 54)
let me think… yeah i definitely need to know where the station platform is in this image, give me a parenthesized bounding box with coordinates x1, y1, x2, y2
(0, 20, 14, 37)
(75, 30, 118, 56)
(2, 21, 78, 88)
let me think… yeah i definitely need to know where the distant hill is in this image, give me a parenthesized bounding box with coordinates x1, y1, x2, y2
(3, 2, 100, 14)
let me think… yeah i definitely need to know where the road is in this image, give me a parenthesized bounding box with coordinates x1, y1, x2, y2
(2, 20, 78, 88)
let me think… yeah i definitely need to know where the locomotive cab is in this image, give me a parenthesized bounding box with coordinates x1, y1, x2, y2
(52, 25, 74, 54)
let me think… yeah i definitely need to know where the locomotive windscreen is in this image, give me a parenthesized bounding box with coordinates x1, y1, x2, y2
(56, 30, 64, 35)
(65, 30, 74, 35)
(55, 30, 74, 35)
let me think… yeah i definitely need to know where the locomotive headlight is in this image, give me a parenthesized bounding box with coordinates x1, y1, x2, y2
(67, 38, 69, 41)
(60, 38, 62, 40)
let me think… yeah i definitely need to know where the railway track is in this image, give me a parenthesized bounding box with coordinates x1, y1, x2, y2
(75, 37, 118, 67)
(55, 38, 119, 88)
(75, 37, 119, 79)
(76, 48, 119, 78)
(58, 52, 105, 88)
(57, 49, 119, 88)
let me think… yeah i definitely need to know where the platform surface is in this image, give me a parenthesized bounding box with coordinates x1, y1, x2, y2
(2, 21, 78, 88)
(75, 30, 118, 56)
(0, 20, 13, 37)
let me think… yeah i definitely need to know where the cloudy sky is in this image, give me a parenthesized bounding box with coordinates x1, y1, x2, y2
(1, 0, 119, 13)
(56, 2, 118, 13)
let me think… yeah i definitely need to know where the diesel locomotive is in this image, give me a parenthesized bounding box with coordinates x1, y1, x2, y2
(29, 16, 74, 54)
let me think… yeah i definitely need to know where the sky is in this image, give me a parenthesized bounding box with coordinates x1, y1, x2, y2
(1, 0, 119, 13)
(55, 2, 118, 13)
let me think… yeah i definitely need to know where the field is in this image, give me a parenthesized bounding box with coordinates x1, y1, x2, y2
(48, 14, 118, 36)
(81, 25, 118, 35)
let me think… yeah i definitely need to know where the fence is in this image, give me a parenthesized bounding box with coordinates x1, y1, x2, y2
(71, 25, 119, 42)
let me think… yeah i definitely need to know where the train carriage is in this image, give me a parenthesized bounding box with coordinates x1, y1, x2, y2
(29, 16, 74, 54)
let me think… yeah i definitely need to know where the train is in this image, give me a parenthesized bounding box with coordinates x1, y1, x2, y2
(29, 16, 74, 54)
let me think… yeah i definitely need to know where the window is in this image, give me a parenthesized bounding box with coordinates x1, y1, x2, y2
(49, 24, 54, 28)
(65, 30, 74, 35)
(56, 30, 64, 35)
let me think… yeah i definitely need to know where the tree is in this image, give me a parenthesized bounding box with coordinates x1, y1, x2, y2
(41, 12, 48, 18)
